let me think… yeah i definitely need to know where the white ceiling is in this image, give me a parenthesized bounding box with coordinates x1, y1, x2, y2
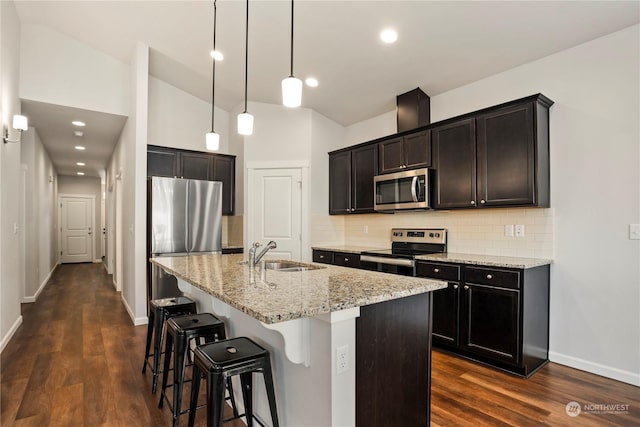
(14, 1, 640, 177)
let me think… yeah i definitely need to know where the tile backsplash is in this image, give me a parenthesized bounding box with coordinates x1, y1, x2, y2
(222, 215, 244, 246)
(313, 208, 553, 259)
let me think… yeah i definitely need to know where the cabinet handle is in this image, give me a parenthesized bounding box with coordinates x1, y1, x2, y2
(350, 208, 355, 212)
(470, 200, 475, 205)
(434, 268, 440, 273)
(480, 199, 486, 204)
(319, 255, 324, 259)
(344, 258, 349, 262)
(453, 284, 458, 289)
(486, 274, 493, 279)
(464, 285, 469, 290)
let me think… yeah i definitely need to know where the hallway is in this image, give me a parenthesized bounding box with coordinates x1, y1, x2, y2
(0, 263, 242, 426)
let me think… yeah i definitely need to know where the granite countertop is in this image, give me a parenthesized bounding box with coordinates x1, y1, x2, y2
(150, 253, 446, 324)
(415, 253, 552, 269)
(311, 244, 386, 254)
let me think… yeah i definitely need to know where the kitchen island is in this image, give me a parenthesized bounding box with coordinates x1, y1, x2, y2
(151, 253, 446, 426)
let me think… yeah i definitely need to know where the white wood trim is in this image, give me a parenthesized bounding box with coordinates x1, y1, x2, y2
(58, 194, 96, 263)
(22, 264, 57, 303)
(0, 316, 23, 354)
(246, 160, 310, 169)
(121, 294, 148, 326)
(549, 351, 640, 387)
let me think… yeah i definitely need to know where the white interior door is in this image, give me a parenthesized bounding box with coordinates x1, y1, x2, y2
(60, 196, 93, 263)
(250, 168, 302, 261)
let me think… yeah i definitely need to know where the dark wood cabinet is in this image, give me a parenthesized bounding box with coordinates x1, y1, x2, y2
(329, 145, 378, 215)
(312, 250, 334, 264)
(432, 95, 552, 210)
(147, 145, 236, 215)
(312, 249, 361, 269)
(416, 261, 550, 377)
(378, 130, 430, 174)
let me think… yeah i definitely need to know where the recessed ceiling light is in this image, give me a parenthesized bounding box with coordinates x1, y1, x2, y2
(74, 131, 84, 137)
(210, 50, 224, 61)
(77, 172, 85, 176)
(380, 29, 398, 44)
(305, 77, 319, 88)
(76, 162, 85, 166)
(74, 145, 86, 151)
(72, 121, 86, 127)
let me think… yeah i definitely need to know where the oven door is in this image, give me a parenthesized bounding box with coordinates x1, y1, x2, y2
(374, 168, 430, 211)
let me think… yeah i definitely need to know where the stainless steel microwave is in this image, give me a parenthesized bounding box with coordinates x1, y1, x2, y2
(374, 168, 430, 211)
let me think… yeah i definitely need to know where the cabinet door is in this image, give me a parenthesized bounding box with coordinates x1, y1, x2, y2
(351, 145, 378, 213)
(477, 102, 535, 206)
(333, 252, 361, 268)
(461, 283, 520, 365)
(378, 137, 404, 173)
(403, 130, 430, 169)
(432, 282, 460, 347)
(180, 152, 212, 180)
(312, 250, 334, 264)
(432, 118, 477, 209)
(147, 146, 179, 177)
(329, 151, 352, 214)
(212, 155, 235, 215)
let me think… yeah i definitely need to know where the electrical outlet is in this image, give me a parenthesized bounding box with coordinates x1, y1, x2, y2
(630, 224, 640, 240)
(515, 224, 525, 237)
(504, 224, 514, 237)
(336, 345, 349, 375)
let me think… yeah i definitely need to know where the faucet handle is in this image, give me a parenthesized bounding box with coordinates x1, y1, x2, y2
(252, 241, 262, 248)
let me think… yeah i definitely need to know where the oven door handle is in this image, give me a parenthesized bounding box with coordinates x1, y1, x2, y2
(411, 176, 418, 202)
(360, 255, 415, 267)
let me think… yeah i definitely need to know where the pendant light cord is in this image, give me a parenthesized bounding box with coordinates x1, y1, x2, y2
(244, 0, 249, 113)
(289, 0, 294, 77)
(211, 0, 217, 132)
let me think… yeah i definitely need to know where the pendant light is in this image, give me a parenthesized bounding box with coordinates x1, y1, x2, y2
(281, 0, 302, 107)
(206, 0, 220, 150)
(237, 0, 254, 135)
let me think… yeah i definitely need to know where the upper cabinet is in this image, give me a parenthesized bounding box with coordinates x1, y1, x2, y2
(378, 130, 430, 174)
(329, 144, 378, 215)
(432, 95, 552, 209)
(147, 145, 236, 215)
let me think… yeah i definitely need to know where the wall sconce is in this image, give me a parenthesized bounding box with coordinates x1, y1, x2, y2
(3, 115, 28, 144)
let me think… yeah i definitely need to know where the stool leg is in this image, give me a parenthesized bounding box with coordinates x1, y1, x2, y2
(188, 364, 202, 427)
(152, 310, 165, 393)
(207, 372, 226, 427)
(226, 377, 239, 418)
(142, 309, 155, 374)
(172, 334, 188, 427)
(262, 360, 280, 427)
(240, 372, 253, 427)
(159, 331, 173, 409)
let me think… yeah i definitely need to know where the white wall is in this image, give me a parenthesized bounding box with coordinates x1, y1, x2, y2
(0, 0, 24, 352)
(20, 128, 57, 302)
(148, 76, 230, 153)
(343, 25, 640, 386)
(19, 24, 129, 116)
(58, 175, 102, 262)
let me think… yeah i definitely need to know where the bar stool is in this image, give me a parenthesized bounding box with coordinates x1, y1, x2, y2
(142, 296, 197, 393)
(188, 337, 279, 427)
(159, 313, 238, 427)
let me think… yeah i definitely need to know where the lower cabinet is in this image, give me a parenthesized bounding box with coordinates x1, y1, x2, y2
(416, 262, 549, 377)
(313, 249, 361, 269)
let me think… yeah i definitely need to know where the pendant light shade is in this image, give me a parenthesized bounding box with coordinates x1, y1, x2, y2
(237, 0, 254, 136)
(206, 132, 220, 150)
(282, 0, 302, 108)
(282, 76, 302, 108)
(206, 0, 220, 151)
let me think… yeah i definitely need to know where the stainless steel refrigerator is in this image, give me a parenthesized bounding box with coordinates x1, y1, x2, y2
(148, 176, 223, 301)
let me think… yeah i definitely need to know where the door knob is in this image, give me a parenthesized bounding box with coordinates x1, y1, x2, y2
(464, 285, 469, 290)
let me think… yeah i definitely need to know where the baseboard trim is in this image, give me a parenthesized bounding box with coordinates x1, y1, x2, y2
(0, 315, 23, 353)
(22, 264, 58, 303)
(120, 294, 148, 326)
(93, 259, 102, 263)
(549, 351, 640, 386)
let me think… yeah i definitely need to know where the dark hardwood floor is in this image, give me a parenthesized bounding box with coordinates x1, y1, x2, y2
(1, 263, 638, 426)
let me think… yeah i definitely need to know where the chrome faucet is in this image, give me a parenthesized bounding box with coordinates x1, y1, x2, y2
(249, 240, 277, 269)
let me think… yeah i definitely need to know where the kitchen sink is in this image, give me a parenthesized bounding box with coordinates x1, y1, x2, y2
(264, 261, 325, 272)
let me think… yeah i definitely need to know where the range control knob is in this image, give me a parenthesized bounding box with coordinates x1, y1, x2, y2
(429, 232, 434, 237)
(435, 233, 440, 238)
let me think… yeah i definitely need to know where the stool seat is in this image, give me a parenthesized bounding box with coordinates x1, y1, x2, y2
(169, 313, 226, 337)
(142, 296, 197, 393)
(188, 337, 279, 427)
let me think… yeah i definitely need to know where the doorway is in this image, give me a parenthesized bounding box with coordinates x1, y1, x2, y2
(59, 195, 95, 263)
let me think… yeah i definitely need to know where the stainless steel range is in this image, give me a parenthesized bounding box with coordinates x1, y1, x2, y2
(361, 228, 447, 276)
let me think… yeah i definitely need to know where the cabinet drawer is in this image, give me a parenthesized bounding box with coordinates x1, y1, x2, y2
(416, 262, 460, 281)
(313, 250, 334, 265)
(333, 252, 361, 268)
(464, 267, 520, 289)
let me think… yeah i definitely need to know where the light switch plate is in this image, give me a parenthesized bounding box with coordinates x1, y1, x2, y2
(630, 224, 640, 240)
(504, 224, 514, 237)
(515, 224, 525, 237)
